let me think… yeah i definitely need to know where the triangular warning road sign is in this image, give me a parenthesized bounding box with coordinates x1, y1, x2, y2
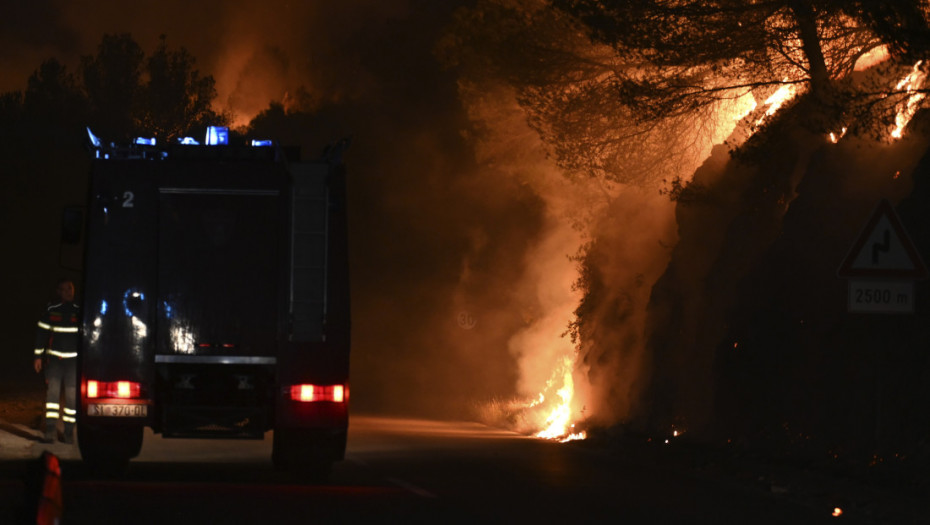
(837, 199, 928, 279)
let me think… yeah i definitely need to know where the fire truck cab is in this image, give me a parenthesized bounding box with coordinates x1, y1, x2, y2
(75, 127, 350, 474)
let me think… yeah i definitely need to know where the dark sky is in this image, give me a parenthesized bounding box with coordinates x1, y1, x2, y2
(0, 1, 427, 125)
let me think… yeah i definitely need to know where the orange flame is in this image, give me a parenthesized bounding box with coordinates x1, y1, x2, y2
(755, 82, 797, 128)
(531, 356, 586, 442)
(854, 46, 890, 72)
(890, 61, 926, 140)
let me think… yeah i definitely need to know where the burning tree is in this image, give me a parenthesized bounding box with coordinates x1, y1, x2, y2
(444, 0, 930, 186)
(442, 0, 930, 441)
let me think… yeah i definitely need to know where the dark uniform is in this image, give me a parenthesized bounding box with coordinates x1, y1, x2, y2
(35, 300, 80, 442)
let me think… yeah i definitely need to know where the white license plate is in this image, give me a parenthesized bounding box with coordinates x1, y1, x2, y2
(87, 403, 148, 417)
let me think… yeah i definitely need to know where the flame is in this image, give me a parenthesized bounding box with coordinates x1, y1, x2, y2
(890, 61, 926, 140)
(755, 82, 797, 127)
(828, 127, 847, 143)
(711, 90, 758, 146)
(717, 83, 798, 148)
(531, 355, 587, 442)
(854, 46, 890, 72)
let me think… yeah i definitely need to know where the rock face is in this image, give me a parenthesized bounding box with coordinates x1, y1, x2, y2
(640, 109, 930, 463)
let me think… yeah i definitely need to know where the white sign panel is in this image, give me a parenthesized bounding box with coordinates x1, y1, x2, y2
(848, 279, 915, 313)
(837, 199, 927, 279)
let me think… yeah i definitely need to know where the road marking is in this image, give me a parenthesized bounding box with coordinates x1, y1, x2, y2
(386, 477, 436, 498)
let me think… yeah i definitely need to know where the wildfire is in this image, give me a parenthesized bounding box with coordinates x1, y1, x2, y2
(755, 82, 797, 128)
(529, 356, 587, 443)
(828, 127, 847, 143)
(890, 61, 926, 140)
(854, 45, 890, 72)
(716, 82, 800, 148)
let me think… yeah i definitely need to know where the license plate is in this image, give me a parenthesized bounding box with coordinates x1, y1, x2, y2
(87, 403, 148, 417)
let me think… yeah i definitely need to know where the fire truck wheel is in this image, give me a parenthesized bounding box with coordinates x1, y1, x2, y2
(77, 423, 143, 473)
(272, 429, 333, 480)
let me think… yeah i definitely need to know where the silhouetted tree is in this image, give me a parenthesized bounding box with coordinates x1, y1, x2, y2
(0, 91, 24, 146)
(138, 35, 226, 141)
(80, 33, 144, 140)
(77, 33, 226, 141)
(23, 58, 88, 146)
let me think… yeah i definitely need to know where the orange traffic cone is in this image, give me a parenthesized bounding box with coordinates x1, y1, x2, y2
(35, 451, 62, 525)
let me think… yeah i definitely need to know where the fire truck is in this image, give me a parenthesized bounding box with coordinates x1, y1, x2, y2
(72, 127, 350, 473)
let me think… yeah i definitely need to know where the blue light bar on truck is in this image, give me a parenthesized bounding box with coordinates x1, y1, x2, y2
(205, 126, 229, 146)
(87, 127, 105, 158)
(178, 137, 200, 145)
(134, 137, 156, 146)
(86, 127, 101, 148)
(251, 139, 273, 147)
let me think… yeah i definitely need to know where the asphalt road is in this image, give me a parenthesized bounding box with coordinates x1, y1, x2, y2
(0, 415, 859, 524)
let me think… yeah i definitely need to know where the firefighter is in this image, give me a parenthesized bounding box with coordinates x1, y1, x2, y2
(34, 279, 80, 444)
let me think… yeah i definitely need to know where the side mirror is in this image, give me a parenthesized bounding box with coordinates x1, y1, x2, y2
(61, 207, 84, 244)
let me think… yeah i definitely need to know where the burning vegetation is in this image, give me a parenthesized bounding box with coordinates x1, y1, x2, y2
(6, 0, 930, 469)
(443, 0, 930, 455)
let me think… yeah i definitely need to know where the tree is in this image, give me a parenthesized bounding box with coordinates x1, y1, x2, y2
(80, 33, 145, 140)
(442, 0, 930, 186)
(79, 33, 225, 141)
(557, 0, 930, 118)
(138, 36, 226, 141)
(23, 58, 88, 146)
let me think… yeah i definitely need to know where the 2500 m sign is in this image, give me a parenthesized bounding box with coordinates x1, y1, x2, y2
(848, 280, 915, 313)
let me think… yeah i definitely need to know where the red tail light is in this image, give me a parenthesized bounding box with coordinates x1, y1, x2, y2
(289, 384, 346, 403)
(86, 380, 142, 399)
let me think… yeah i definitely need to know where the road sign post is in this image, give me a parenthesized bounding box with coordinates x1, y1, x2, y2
(836, 199, 927, 455)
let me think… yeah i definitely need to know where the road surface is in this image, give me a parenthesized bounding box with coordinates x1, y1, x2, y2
(0, 415, 871, 523)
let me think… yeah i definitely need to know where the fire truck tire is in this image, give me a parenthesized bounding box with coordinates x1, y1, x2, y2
(77, 423, 143, 472)
(271, 429, 335, 479)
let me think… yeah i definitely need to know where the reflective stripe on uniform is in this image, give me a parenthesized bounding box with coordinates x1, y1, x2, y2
(37, 321, 52, 330)
(62, 415, 76, 423)
(45, 412, 59, 419)
(46, 402, 60, 410)
(46, 350, 78, 358)
(50, 326, 79, 333)
(34, 348, 45, 356)
(63, 408, 76, 415)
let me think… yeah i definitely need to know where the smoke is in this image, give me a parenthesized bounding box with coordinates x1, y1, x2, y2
(505, 223, 580, 397)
